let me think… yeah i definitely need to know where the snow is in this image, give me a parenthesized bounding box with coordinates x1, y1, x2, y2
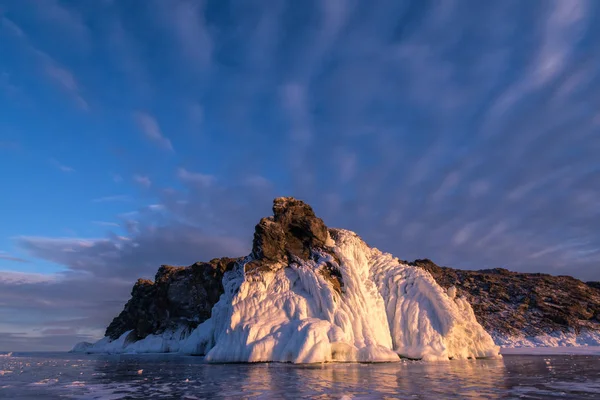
(74, 229, 500, 362)
(500, 346, 600, 355)
(494, 330, 600, 348)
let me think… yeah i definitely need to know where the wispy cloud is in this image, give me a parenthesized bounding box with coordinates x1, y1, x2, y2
(1, 16, 89, 110)
(1, 16, 25, 37)
(106, 17, 152, 96)
(29, 0, 91, 51)
(0, 270, 56, 284)
(92, 221, 120, 227)
(531, 0, 589, 88)
(0, 251, 29, 263)
(44, 64, 88, 110)
(134, 112, 174, 151)
(133, 174, 151, 188)
(50, 158, 74, 173)
(92, 195, 131, 203)
(244, 175, 270, 189)
(177, 168, 214, 186)
(167, 0, 213, 68)
(280, 83, 312, 144)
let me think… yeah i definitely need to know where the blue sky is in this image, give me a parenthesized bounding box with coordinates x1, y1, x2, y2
(1, 0, 600, 350)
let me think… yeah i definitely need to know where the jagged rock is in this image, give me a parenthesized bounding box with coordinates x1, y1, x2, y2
(247, 197, 332, 273)
(587, 281, 600, 290)
(105, 257, 240, 340)
(411, 259, 600, 337)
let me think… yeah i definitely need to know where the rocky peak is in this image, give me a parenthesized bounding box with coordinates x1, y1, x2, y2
(155, 265, 186, 283)
(248, 197, 330, 272)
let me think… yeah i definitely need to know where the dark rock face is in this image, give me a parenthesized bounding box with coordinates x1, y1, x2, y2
(411, 259, 600, 337)
(587, 281, 600, 291)
(105, 258, 240, 340)
(246, 197, 331, 274)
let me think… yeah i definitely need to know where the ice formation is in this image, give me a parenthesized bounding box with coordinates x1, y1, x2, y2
(77, 228, 500, 362)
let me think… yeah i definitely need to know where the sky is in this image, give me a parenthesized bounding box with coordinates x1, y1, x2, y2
(1, 0, 599, 351)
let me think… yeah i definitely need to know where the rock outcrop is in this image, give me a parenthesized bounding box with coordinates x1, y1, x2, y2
(102, 197, 600, 349)
(105, 258, 240, 340)
(411, 259, 600, 338)
(247, 197, 331, 269)
(245, 197, 344, 291)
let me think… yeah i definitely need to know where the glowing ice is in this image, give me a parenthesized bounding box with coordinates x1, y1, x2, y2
(76, 229, 500, 362)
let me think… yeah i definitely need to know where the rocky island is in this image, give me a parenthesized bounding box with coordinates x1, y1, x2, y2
(72, 197, 600, 361)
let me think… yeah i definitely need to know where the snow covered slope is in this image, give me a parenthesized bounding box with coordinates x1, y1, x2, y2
(75, 198, 500, 362)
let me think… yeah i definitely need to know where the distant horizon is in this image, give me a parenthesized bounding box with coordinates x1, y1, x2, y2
(2, 0, 599, 351)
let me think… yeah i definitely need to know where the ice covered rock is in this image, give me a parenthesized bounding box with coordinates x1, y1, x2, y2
(82, 197, 501, 362)
(70, 342, 93, 353)
(415, 260, 600, 342)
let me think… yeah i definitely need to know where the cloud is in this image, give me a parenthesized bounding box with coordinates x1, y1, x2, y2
(1, 16, 89, 109)
(0, 252, 29, 263)
(133, 174, 152, 188)
(280, 83, 311, 144)
(1, 16, 25, 37)
(134, 112, 174, 151)
(105, 17, 151, 96)
(2, 178, 260, 351)
(164, 0, 212, 68)
(28, 0, 91, 51)
(244, 175, 271, 189)
(92, 221, 120, 227)
(0, 271, 55, 284)
(0, 272, 129, 351)
(50, 158, 75, 173)
(17, 230, 247, 281)
(177, 168, 214, 186)
(531, 0, 589, 88)
(92, 195, 131, 203)
(44, 64, 89, 110)
(0, 331, 101, 352)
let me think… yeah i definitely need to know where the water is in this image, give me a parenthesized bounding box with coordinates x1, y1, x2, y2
(1, 352, 600, 399)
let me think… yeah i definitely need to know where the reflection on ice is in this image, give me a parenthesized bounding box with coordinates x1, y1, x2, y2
(2, 353, 600, 399)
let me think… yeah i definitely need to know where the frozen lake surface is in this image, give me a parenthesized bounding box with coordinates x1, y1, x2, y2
(2, 352, 600, 399)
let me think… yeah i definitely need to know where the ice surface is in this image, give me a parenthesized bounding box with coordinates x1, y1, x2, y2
(75, 229, 500, 362)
